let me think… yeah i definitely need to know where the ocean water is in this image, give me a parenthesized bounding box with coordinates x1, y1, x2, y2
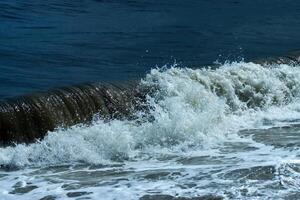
(1, 1, 300, 200)
(1, 0, 300, 98)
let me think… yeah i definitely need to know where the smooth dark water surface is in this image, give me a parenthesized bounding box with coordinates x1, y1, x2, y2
(1, 0, 300, 98)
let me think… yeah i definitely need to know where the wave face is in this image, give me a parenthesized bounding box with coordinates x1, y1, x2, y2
(0, 82, 139, 146)
(2, 61, 300, 199)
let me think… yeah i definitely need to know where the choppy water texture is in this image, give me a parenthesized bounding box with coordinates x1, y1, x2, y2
(2, 62, 300, 199)
(1, 1, 300, 200)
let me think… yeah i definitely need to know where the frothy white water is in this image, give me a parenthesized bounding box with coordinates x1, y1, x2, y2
(1, 62, 300, 167)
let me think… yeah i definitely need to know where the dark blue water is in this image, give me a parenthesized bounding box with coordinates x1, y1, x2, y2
(1, 0, 300, 98)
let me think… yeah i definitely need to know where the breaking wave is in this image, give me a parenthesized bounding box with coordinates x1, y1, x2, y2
(1, 61, 300, 167)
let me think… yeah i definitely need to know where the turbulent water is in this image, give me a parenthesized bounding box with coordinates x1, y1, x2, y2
(1, 62, 300, 199)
